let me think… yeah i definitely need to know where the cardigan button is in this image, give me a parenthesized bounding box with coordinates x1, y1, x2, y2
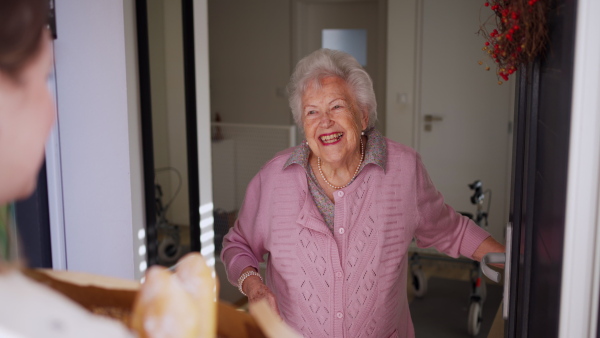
(338, 228, 345, 235)
(336, 271, 342, 278)
(336, 312, 344, 319)
(337, 191, 344, 198)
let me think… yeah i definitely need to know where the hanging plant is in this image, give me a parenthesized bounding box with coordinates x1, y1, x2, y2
(478, 0, 549, 84)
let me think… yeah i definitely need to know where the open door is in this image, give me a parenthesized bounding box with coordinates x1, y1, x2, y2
(504, 0, 577, 336)
(415, 0, 513, 244)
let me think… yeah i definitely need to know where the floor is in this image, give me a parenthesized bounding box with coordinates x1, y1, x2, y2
(408, 254, 504, 338)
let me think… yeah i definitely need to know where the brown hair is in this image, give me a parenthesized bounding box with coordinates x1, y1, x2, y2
(0, 0, 49, 79)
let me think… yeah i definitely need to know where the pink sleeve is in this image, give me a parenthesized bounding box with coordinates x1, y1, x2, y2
(220, 171, 268, 286)
(413, 154, 490, 259)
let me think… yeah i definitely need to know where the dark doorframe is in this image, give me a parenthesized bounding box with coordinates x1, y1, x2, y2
(181, 0, 200, 253)
(135, 0, 201, 267)
(506, 0, 577, 336)
(134, 0, 158, 267)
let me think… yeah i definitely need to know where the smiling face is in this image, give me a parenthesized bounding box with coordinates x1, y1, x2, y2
(0, 32, 55, 204)
(302, 76, 368, 168)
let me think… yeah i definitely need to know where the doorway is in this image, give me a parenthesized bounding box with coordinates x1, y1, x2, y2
(293, 0, 387, 132)
(389, 1, 514, 336)
(136, 0, 201, 268)
(413, 0, 513, 243)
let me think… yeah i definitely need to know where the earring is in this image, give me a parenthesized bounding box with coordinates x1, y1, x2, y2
(361, 131, 365, 136)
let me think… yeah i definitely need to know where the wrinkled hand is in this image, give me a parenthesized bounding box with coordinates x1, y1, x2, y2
(472, 236, 505, 269)
(243, 275, 281, 318)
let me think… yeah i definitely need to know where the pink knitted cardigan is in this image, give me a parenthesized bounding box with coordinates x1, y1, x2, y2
(221, 139, 491, 337)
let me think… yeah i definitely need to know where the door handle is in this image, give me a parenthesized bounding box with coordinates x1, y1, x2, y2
(424, 114, 443, 122)
(481, 252, 505, 283)
(480, 222, 512, 320)
(503, 222, 512, 320)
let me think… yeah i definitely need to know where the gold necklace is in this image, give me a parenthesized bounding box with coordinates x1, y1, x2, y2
(317, 138, 364, 190)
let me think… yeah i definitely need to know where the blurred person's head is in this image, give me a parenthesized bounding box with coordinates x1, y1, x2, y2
(0, 0, 54, 204)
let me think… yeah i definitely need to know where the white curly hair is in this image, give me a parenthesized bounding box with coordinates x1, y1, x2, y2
(287, 48, 377, 131)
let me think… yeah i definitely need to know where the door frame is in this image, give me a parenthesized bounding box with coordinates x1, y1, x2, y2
(559, 0, 600, 335)
(135, 0, 215, 267)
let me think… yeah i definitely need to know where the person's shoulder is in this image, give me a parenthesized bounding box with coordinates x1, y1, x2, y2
(382, 138, 423, 176)
(384, 137, 419, 161)
(259, 146, 298, 174)
(251, 146, 304, 187)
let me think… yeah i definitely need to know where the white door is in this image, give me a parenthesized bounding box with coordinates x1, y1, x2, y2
(45, 39, 67, 271)
(293, 0, 387, 131)
(417, 0, 513, 242)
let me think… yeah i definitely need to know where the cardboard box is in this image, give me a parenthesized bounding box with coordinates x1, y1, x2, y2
(22, 269, 265, 338)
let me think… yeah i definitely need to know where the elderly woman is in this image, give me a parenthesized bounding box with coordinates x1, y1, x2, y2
(221, 48, 504, 337)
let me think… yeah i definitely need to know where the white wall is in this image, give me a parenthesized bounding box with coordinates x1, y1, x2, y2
(385, 0, 417, 147)
(559, 0, 600, 335)
(208, 0, 292, 126)
(148, 0, 191, 228)
(164, 0, 190, 227)
(53, 0, 145, 280)
(148, 0, 173, 208)
(193, 0, 216, 266)
(124, 0, 147, 281)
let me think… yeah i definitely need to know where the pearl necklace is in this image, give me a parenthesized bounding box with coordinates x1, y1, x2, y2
(317, 137, 364, 190)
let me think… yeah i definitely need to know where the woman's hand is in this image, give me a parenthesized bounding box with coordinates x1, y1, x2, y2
(240, 268, 280, 317)
(472, 236, 505, 268)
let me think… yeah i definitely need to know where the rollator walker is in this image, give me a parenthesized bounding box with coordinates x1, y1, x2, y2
(409, 180, 492, 336)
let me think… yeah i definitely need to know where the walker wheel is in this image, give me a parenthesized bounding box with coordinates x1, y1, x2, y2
(411, 269, 428, 298)
(472, 277, 487, 303)
(467, 301, 482, 336)
(479, 279, 487, 303)
(158, 237, 183, 265)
